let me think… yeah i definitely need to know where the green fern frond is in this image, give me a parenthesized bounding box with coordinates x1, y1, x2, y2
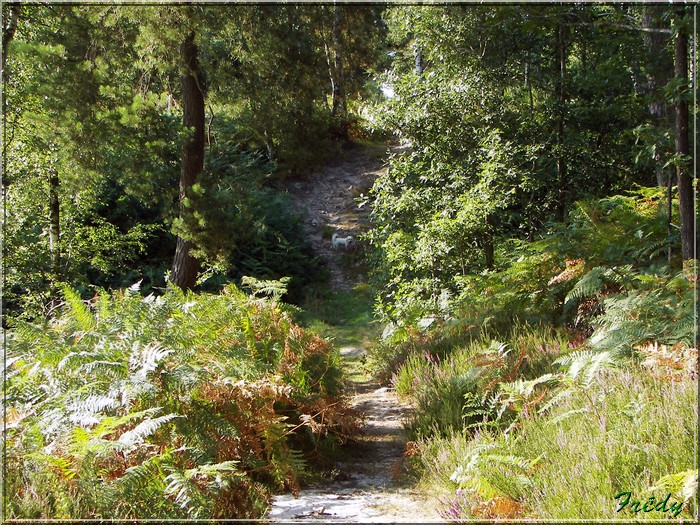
(80, 359, 126, 378)
(7, 280, 344, 519)
(553, 350, 596, 368)
(57, 351, 107, 371)
(553, 350, 627, 391)
(128, 342, 173, 379)
(633, 237, 669, 261)
(537, 387, 573, 414)
(565, 265, 636, 308)
(21, 452, 77, 481)
(96, 291, 113, 323)
(92, 408, 162, 437)
(450, 467, 501, 499)
(119, 452, 169, 495)
(482, 453, 539, 473)
(649, 469, 698, 503)
(240, 276, 290, 302)
(463, 392, 493, 418)
(62, 287, 97, 332)
(67, 394, 119, 426)
(2, 354, 25, 377)
(164, 468, 202, 516)
(564, 267, 607, 306)
(162, 362, 206, 392)
(450, 441, 538, 500)
(586, 270, 694, 352)
(498, 374, 559, 401)
(190, 460, 243, 480)
(546, 407, 590, 426)
(164, 460, 244, 517)
(66, 425, 125, 458)
(118, 413, 181, 448)
(127, 280, 143, 295)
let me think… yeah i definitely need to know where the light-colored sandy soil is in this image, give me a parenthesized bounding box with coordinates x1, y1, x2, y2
(286, 144, 389, 291)
(268, 346, 444, 523)
(267, 145, 444, 523)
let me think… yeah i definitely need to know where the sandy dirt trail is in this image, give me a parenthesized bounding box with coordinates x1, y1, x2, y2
(267, 145, 444, 522)
(268, 348, 443, 523)
(286, 143, 389, 291)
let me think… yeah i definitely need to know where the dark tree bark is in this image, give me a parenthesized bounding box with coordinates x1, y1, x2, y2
(48, 167, 61, 277)
(2, 3, 20, 76)
(331, 3, 346, 119)
(642, 5, 675, 263)
(555, 18, 568, 222)
(674, 8, 695, 262)
(323, 35, 336, 113)
(484, 215, 494, 270)
(170, 31, 205, 290)
(643, 4, 674, 188)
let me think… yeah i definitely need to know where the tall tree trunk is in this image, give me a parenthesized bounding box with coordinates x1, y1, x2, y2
(674, 8, 695, 262)
(2, 3, 20, 77)
(48, 167, 61, 277)
(643, 5, 675, 262)
(484, 215, 494, 270)
(170, 31, 205, 290)
(643, 4, 674, 188)
(555, 18, 567, 222)
(331, 2, 346, 119)
(414, 45, 424, 76)
(323, 36, 336, 112)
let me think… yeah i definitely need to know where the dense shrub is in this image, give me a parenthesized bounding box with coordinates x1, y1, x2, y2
(367, 187, 677, 335)
(4, 283, 358, 519)
(390, 327, 570, 439)
(421, 359, 696, 520)
(170, 140, 327, 304)
(3, 116, 329, 325)
(366, 186, 697, 520)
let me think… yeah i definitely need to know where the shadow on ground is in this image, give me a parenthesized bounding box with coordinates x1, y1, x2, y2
(267, 348, 444, 523)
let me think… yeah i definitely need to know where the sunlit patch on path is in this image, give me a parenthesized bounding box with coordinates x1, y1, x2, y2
(268, 348, 443, 523)
(269, 143, 441, 523)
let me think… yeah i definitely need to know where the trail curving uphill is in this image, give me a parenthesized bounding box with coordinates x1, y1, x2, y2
(268, 144, 443, 522)
(286, 144, 387, 291)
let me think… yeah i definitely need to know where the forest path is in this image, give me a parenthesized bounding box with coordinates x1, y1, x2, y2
(267, 143, 443, 522)
(268, 360, 443, 522)
(286, 143, 389, 291)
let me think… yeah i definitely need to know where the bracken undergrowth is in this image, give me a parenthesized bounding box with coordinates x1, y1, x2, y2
(4, 281, 360, 519)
